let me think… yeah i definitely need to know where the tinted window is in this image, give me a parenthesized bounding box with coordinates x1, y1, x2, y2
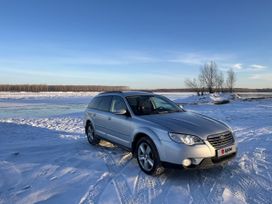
(110, 96, 127, 112)
(126, 95, 181, 116)
(88, 96, 112, 112)
(88, 97, 102, 109)
(97, 96, 112, 112)
(152, 96, 176, 110)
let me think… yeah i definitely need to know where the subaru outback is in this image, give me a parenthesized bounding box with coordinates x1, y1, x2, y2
(84, 91, 237, 175)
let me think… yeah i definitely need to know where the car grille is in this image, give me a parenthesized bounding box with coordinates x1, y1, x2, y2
(207, 131, 234, 149)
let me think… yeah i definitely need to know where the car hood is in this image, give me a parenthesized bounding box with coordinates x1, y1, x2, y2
(140, 111, 229, 139)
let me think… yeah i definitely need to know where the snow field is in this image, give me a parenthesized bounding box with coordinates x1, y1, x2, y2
(0, 92, 272, 203)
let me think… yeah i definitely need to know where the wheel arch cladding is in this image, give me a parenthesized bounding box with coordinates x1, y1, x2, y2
(132, 131, 162, 159)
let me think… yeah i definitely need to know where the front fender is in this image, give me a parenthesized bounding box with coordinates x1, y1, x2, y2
(132, 127, 166, 161)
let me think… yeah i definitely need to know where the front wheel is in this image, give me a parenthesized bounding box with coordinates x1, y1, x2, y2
(136, 137, 164, 175)
(86, 122, 100, 145)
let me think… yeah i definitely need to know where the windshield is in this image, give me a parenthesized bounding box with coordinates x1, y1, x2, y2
(126, 95, 182, 116)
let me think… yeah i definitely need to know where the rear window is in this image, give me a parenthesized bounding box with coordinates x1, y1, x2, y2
(88, 96, 112, 112)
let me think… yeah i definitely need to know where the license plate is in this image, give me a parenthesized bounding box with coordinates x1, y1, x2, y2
(217, 145, 236, 157)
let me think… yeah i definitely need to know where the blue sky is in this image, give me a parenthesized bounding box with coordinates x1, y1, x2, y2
(0, 0, 271, 88)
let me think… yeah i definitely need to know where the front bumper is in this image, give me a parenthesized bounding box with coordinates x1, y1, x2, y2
(188, 152, 236, 169)
(158, 139, 237, 168)
(162, 152, 236, 169)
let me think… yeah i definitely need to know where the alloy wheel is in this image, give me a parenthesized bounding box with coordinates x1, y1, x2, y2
(87, 124, 94, 142)
(137, 142, 154, 171)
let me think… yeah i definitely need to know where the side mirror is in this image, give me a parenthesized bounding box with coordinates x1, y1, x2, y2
(114, 109, 127, 115)
(178, 104, 184, 109)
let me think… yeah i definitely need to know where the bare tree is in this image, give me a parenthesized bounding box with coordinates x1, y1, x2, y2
(226, 68, 236, 92)
(199, 61, 218, 93)
(198, 75, 205, 95)
(185, 78, 201, 96)
(215, 71, 224, 93)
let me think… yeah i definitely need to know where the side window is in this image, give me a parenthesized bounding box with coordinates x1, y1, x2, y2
(152, 96, 177, 111)
(126, 96, 138, 114)
(97, 96, 112, 112)
(110, 96, 127, 113)
(88, 97, 102, 109)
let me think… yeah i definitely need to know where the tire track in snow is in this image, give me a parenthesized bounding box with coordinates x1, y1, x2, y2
(80, 145, 169, 204)
(113, 174, 133, 204)
(79, 172, 112, 204)
(211, 153, 272, 203)
(0, 161, 22, 203)
(80, 131, 272, 204)
(116, 170, 169, 204)
(187, 170, 211, 204)
(79, 145, 132, 204)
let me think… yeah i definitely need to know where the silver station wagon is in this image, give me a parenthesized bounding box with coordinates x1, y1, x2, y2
(84, 91, 237, 175)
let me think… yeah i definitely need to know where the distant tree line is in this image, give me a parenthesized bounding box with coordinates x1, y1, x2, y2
(0, 84, 129, 92)
(148, 88, 272, 93)
(1, 83, 271, 93)
(185, 61, 237, 95)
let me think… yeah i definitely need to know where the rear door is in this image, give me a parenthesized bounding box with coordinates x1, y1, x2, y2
(89, 95, 113, 138)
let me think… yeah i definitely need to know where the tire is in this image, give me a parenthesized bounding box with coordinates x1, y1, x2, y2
(85, 122, 100, 145)
(136, 137, 164, 176)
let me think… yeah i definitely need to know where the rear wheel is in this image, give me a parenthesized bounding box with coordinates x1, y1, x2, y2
(136, 137, 164, 175)
(86, 122, 100, 145)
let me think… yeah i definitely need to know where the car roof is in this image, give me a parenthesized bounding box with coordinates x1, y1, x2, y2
(98, 91, 155, 97)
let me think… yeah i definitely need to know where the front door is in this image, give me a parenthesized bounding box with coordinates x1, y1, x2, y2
(106, 96, 133, 147)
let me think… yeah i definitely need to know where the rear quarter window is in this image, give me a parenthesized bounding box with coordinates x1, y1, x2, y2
(88, 97, 102, 109)
(98, 96, 112, 112)
(88, 96, 112, 112)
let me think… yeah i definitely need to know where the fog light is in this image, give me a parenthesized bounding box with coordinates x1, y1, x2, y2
(191, 158, 203, 165)
(182, 159, 192, 167)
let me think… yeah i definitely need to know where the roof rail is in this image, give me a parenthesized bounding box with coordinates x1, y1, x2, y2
(98, 91, 123, 95)
(132, 90, 153, 93)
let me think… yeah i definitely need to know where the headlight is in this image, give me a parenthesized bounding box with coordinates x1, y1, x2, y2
(168, 133, 203, 145)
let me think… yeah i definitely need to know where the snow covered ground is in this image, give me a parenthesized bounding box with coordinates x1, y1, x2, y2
(0, 92, 272, 204)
